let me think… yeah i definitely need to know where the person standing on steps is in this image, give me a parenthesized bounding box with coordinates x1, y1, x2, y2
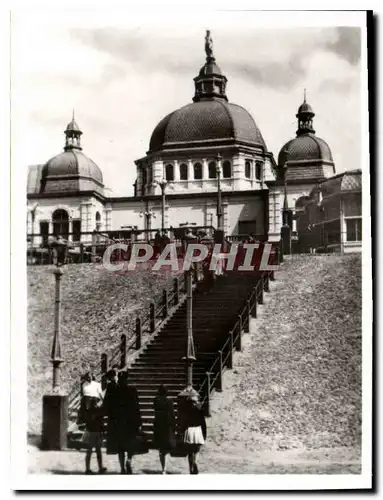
(180, 393, 207, 474)
(80, 372, 107, 475)
(152, 385, 176, 474)
(115, 371, 142, 474)
(103, 369, 120, 459)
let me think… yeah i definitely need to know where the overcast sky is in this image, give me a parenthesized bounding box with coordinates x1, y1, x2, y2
(12, 12, 363, 196)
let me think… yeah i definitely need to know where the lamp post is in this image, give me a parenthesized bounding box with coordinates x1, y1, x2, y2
(216, 154, 223, 232)
(281, 162, 292, 255)
(49, 236, 68, 392)
(41, 235, 69, 450)
(178, 229, 198, 401)
(153, 179, 173, 233)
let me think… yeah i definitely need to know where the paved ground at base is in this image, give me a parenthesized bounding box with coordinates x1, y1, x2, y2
(28, 444, 360, 475)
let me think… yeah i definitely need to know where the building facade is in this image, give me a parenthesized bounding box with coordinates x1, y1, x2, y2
(26, 32, 361, 252)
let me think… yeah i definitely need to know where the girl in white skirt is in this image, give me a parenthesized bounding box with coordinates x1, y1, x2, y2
(182, 394, 207, 474)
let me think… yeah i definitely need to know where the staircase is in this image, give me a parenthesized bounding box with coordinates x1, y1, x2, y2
(125, 273, 260, 440)
(68, 272, 266, 448)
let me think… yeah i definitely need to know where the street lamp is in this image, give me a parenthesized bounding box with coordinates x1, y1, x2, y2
(281, 161, 292, 256)
(153, 179, 174, 233)
(41, 235, 69, 450)
(48, 235, 69, 393)
(179, 229, 198, 401)
(216, 154, 223, 232)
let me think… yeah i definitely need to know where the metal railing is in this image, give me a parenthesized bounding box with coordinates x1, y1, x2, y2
(67, 272, 188, 416)
(198, 270, 274, 417)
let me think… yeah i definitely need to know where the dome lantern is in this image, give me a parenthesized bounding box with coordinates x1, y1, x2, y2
(296, 89, 315, 136)
(64, 109, 83, 151)
(193, 30, 228, 102)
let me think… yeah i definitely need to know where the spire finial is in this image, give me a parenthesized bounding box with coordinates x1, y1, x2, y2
(205, 30, 214, 60)
(72, 108, 75, 121)
(303, 88, 307, 103)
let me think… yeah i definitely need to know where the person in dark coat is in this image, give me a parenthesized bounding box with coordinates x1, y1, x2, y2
(115, 372, 142, 474)
(152, 385, 176, 474)
(179, 393, 207, 475)
(103, 369, 120, 456)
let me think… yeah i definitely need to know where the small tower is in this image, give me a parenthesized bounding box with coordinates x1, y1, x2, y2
(64, 110, 83, 151)
(193, 30, 228, 102)
(296, 89, 315, 136)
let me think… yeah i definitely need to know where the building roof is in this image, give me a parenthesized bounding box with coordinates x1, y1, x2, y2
(318, 169, 362, 197)
(278, 133, 333, 167)
(149, 99, 267, 153)
(42, 150, 103, 185)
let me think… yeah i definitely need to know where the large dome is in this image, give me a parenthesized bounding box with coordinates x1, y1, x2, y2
(43, 150, 103, 184)
(278, 133, 333, 166)
(149, 99, 267, 153)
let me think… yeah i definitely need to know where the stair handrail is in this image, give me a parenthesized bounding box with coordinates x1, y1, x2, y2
(67, 272, 187, 414)
(198, 272, 272, 414)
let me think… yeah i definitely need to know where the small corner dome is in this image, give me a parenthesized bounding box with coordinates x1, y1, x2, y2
(278, 134, 333, 167)
(43, 150, 103, 185)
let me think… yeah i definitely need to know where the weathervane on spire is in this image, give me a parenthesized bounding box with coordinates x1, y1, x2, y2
(303, 88, 307, 103)
(205, 30, 214, 59)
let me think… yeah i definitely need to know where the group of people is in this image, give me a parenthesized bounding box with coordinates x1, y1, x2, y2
(78, 370, 207, 475)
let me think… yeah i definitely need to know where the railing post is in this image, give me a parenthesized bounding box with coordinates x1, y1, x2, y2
(263, 273, 270, 292)
(120, 334, 127, 369)
(101, 352, 108, 390)
(279, 239, 284, 263)
(228, 331, 233, 369)
(236, 316, 242, 351)
(163, 289, 169, 319)
(135, 316, 142, 350)
(244, 300, 250, 333)
(270, 269, 276, 281)
(101, 352, 108, 375)
(258, 279, 264, 305)
(251, 290, 257, 318)
(173, 277, 179, 306)
(206, 372, 211, 417)
(150, 301, 156, 332)
(80, 243, 84, 264)
(217, 350, 223, 392)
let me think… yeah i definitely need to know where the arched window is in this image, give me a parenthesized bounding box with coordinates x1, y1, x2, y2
(208, 161, 217, 179)
(95, 211, 101, 231)
(194, 162, 202, 180)
(165, 164, 174, 181)
(142, 168, 147, 186)
(255, 162, 262, 181)
(180, 163, 188, 180)
(52, 209, 69, 239)
(245, 161, 251, 179)
(222, 160, 231, 178)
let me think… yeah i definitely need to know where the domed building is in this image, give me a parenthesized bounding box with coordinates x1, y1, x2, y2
(277, 93, 335, 182)
(27, 31, 356, 253)
(27, 114, 108, 244)
(265, 92, 337, 241)
(133, 31, 277, 236)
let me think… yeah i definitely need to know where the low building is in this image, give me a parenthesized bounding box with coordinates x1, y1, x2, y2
(296, 169, 362, 253)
